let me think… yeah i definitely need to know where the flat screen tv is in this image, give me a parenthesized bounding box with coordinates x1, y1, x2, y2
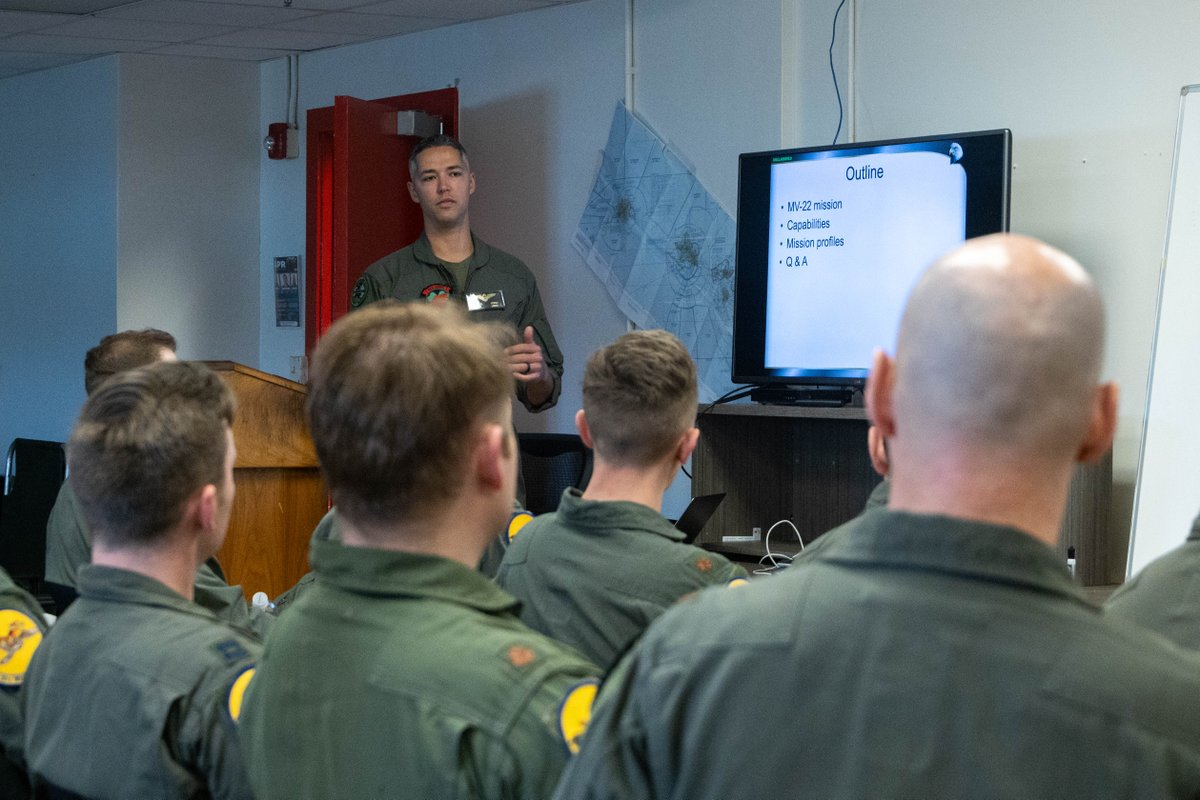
(732, 129, 1011, 402)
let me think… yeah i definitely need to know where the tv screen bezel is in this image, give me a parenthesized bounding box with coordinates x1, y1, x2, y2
(731, 128, 1012, 388)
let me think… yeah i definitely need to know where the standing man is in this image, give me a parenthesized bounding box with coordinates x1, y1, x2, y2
(495, 330, 745, 671)
(554, 234, 1200, 799)
(351, 134, 563, 413)
(240, 302, 598, 800)
(23, 361, 259, 799)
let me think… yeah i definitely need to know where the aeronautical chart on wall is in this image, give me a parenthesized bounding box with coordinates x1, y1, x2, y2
(573, 103, 737, 402)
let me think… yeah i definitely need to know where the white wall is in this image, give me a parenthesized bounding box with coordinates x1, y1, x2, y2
(808, 0, 1200, 573)
(119, 55, 260, 364)
(258, 0, 632, 432)
(0, 58, 119, 450)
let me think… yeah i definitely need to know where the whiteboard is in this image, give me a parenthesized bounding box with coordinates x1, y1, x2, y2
(1128, 85, 1200, 578)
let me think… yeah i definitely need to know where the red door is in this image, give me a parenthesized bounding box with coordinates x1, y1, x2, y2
(305, 88, 459, 356)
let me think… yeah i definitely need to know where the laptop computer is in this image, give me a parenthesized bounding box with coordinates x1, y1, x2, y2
(673, 492, 726, 545)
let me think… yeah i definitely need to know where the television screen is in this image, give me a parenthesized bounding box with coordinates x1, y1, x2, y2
(732, 129, 1012, 392)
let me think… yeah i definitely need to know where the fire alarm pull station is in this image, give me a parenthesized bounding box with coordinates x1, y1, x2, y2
(264, 122, 298, 160)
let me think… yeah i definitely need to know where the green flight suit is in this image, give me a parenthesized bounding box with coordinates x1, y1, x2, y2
(241, 538, 600, 800)
(0, 567, 47, 799)
(555, 510, 1200, 799)
(1106, 511, 1200, 650)
(351, 231, 564, 412)
(495, 488, 747, 670)
(43, 480, 272, 636)
(22, 565, 260, 799)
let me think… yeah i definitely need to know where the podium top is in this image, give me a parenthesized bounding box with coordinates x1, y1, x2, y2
(201, 361, 317, 469)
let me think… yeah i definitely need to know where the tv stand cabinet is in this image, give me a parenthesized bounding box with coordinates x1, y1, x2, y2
(691, 403, 1113, 585)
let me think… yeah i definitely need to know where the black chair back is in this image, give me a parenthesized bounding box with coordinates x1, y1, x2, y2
(518, 433, 592, 516)
(0, 439, 67, 596)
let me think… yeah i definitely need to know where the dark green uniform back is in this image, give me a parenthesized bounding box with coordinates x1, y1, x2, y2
(241, 539, 600, 800)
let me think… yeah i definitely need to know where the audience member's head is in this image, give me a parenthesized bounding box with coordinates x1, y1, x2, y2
(67, 361, 236, 552)
(306, 301, 514, 536)
(580, 329, 698, 468)
(868, 233, 1116, 533)
(83, 328, 177, 395)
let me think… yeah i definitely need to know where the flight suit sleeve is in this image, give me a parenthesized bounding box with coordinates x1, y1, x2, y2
(184, 656, 258, 800)
(484, 652, 600, 800)
(550, 651, 654, 800)
(44, 482, 91, 587)
(515, 280, 563, 413)
(0, 580, 47, 794)
(349, 272, 387, 310)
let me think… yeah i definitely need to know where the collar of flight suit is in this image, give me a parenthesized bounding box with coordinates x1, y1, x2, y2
(411, 230, 493, 272)
(822, 508, 1089, 606)
(310, 537, 520, 614)
(553, 487, 686, 543)
(77, 563, 225, 621)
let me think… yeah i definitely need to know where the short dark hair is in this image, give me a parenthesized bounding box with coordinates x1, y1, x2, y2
(307, 301, 511, 528)
(68, 361, 234, 548)
(583, 330, 698, 467)
(408, 134, 469, 177)
(84, 328, 177, 395)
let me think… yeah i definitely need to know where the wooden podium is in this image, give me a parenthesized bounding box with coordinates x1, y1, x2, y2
(204, 362, 328, 599)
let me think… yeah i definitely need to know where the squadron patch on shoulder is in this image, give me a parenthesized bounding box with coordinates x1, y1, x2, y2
(694, 557, 714, 573)
(558, 678, 599, 755)
(350, 276, 369, 308)
(0, 610, 42, 687)
(508, 511, 534, 542)
(226, 666, 256, 724)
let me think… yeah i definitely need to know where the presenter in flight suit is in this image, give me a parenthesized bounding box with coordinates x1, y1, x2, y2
(351, 134, 563, 414)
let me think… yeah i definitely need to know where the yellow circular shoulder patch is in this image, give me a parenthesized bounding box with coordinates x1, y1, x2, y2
(227, 666, 256, 723)
(727, 577, 749, 588)
(508, 512, 534, 542)
(558, 677, 599, 755)
(0, 609, 43, 687)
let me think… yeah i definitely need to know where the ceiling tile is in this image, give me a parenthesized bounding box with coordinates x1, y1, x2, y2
(45, 16, 235, 40)
(188, 0, 367, 11)
(197, 26, 364, 49)
(98, 1, 322, 27)
(0, 0, 124, 13)
(0, 31, 163, 52)
(272, 11, 447, 36)
(149, 41, 292, 60)
(350, 0, 546, 20)
(0, 47, 83, 68)
(0, 10, 71, 33)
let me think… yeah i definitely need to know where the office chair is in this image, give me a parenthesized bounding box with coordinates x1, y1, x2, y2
(0, 438, 67, 607)
(517, 433, 592, 516)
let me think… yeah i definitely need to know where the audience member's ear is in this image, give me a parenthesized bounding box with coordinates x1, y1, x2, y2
(865, 349, 897, 440)
(476, 424, 508, 490)
(1076, 381, 1118, 464)
(867, 425, 890, 478)
(575, 409, 596, 450)
(676, 427, 700, 466)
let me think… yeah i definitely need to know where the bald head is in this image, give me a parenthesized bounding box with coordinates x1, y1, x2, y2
(892, 234, 1106, 461)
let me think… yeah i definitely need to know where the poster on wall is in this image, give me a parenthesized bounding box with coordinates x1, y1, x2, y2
(274, 256, 301, 327)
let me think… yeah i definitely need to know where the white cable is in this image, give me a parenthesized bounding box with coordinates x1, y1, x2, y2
(753, 518, 803, 575)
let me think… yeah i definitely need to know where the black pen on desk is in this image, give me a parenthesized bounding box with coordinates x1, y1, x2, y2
(1066, 546, 1076, 578)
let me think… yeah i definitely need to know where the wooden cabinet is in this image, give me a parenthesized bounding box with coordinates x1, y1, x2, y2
(692, 403, 1113, 585)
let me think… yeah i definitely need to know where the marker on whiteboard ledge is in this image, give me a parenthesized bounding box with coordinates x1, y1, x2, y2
(1066, 546, 1077, 578)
